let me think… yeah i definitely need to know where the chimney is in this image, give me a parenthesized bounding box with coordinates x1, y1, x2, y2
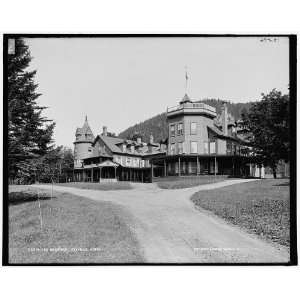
(149, 134, 154, 144)
(102, 126, 107, 136)
(222, 103, 228, 136)
(137, 137, 142, 144)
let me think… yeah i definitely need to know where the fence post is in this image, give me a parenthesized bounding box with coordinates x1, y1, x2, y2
(37, 190, 43, 231)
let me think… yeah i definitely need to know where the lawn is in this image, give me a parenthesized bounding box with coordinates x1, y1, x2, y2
(191, 179, 290, 246)
(155, 175, 229, 189)
(8, 186, 143, 264)
(53, 181, 133, 190)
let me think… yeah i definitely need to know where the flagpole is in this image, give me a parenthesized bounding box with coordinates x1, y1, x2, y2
(185, 66, 188, 94)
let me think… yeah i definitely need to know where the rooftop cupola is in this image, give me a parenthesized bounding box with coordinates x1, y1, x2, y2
(180, 93, 192, 104)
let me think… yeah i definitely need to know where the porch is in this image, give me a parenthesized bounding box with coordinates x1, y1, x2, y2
(149, 154, 256, 179)
(74, 160, 151, 183)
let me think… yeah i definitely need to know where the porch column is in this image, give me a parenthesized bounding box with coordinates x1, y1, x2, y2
(114, 166, 117, 179)
(164, 160, 167, 177)
(141, 170, 144, 182)
(91, 168, 94, 183)
(178, 157, 181, 177)
(259, 165, 262, 178)
(151, 161, 154, 181)
(196, 156, 199, 175)
(214, 156, 217, 178)
(83, 169, 86, 182)
(99, 167, 102, 182)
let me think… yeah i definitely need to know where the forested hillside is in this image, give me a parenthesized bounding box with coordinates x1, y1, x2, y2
(118, 99, 255, 142)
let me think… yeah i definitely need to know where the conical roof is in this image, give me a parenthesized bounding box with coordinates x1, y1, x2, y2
(75, 116, 95, 142)
(81, 116, 93, 135)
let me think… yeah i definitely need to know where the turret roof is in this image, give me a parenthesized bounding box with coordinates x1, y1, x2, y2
(75, 116, 95, 142)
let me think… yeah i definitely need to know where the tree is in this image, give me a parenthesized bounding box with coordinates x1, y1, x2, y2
(240, 107, 248, 119)
(7, 38, 55, 180)
(14, 146, 74, 184)
(243, 89, 290, 178)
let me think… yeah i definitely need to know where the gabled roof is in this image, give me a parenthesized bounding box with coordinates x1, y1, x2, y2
(207, 125, 225, 137)
(94, 134, 163, 157)
(207, 125, 249, 144)
(98, 135, 125, 153)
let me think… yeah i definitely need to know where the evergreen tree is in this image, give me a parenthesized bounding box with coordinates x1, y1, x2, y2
(7, 38, 55, 180)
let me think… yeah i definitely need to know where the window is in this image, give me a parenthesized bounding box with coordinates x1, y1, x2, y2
(190, 122, 197, 135)
(170, 124, 175, 137)
(122, 144, 126, 152)
(126, 157, 131, 166)
(177, 123, 183, 135)
(170, 143, 176, 155)
(115, 156, 121, 164)
(131, 145, 135, 153)
(178, 142, 183, 154)
(210, 141, 216, 154)
(190, 141, 198, 154)
(88, 147, 92, 152)
(233, 143, 237, 154)
(204, 142, 209, 154)
(226, 141, 232, 154)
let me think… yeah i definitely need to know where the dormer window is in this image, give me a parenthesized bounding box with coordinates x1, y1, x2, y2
(122, 144, 126, 152)
(131, 145, 135, 153)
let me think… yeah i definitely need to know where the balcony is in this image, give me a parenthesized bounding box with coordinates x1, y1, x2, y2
(167, 102, 217, 118)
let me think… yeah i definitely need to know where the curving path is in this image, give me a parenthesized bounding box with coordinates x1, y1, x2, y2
(33, 179, 290, 263)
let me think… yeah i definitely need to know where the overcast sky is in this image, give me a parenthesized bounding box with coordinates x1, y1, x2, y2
(25, 37, 289, 148)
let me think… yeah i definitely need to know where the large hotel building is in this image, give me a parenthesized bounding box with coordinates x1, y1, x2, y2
(73, 93, 261, 183)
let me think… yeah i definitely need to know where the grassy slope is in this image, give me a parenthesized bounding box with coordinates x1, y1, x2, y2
(55, 182, 132, 190)
(9, 187, 143, 264)
(191, 179, 290, 246)
(155, 176, 229, 189)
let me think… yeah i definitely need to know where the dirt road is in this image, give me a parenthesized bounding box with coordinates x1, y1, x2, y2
(34, 179, 290, 263)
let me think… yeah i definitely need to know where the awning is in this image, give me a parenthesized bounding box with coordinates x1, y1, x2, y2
(97, 160, 119, 168)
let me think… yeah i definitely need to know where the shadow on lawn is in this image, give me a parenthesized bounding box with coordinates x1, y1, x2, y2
(273, 182, 290, 187)
(9, 192, 53, 206)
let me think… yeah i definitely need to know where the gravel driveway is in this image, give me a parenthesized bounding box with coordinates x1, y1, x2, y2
(34, 179, 290, 263)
